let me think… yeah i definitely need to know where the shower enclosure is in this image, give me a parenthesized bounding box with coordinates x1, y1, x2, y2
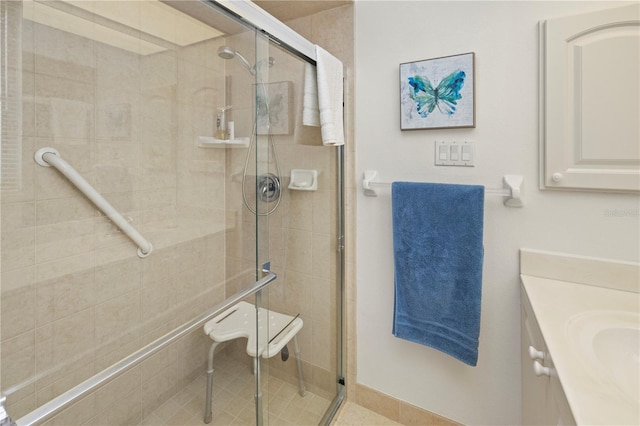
(0, 0, 345, 424)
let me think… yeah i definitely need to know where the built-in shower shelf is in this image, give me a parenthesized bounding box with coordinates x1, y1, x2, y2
(197, 136, 249, 148)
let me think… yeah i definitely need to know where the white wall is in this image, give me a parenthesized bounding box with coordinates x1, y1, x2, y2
(354, 1, 639, 425)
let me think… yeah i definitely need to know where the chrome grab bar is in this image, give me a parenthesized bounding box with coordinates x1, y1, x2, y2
(34, 147, 153, 258)
(6, 271, 277, 426)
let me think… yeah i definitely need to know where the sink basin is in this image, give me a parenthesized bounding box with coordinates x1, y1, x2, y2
(567, 311, 640, 403)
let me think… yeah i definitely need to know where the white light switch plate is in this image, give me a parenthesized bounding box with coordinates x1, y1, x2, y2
(434, 140, 475, 167)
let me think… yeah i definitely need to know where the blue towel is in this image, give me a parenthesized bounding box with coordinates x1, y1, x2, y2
(391, 182, 484, 366)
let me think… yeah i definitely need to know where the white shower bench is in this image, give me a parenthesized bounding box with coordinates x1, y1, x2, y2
(202, 301, 305, 424)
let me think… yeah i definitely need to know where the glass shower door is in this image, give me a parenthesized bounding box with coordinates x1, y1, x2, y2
(223, 25, 345, 424)
(248, 33, 346, 425)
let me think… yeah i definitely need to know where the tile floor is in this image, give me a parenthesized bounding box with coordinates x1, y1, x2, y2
(140, 352, 332, 426)
(138, 351, 400, 426)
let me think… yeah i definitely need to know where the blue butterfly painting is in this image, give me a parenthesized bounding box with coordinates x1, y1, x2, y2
(408, 70, 466, 118)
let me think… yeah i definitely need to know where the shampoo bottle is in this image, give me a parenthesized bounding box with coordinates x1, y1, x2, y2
(215, 108, 227, 139)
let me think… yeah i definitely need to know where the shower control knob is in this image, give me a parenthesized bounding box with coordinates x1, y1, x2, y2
(551, 173, 563, 183)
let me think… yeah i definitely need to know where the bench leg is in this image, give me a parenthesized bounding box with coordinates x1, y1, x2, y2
(204, 341, 220, 424)
(293, 335, 306, 396)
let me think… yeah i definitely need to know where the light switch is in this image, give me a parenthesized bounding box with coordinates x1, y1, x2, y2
(438, 145, 448, 160)
(450, 145, 459, 160)
(461, 146, 471, 161)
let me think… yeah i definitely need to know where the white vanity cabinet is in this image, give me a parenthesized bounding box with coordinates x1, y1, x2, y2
(520, 249, 639, 425)
(521, 286, 575, 426)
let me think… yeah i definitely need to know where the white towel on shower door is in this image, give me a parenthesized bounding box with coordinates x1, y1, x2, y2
(315, 45, 344, 146)
(303, 63, 321, 127)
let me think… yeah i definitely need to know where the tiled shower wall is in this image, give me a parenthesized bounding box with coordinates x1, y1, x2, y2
(1, 2, 232, 422)
(1, 1, 356, 424)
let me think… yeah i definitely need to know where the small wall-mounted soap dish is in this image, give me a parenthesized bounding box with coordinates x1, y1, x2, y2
(288, 169, 318, 191)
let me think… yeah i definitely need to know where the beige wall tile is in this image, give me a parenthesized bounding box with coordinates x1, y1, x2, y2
(312, 232, 338, 280)
(1, 202, 35, 271)
(50, 308, 95, 366)
(95, 86, 140, 143)
(2, 138, 36, 205)
(94, 257, 142, 303)
(35, 355, 95, 407)
(35, 219, 95, 263)
(141, 50, 177, 95)
(34, 23, 95, 84)
(94, 291, 141, 347)
(285, 191, 313, 231)
(94, 367, 141, 414)
(311, 276, 332, 323)
(94, 388, 142, 426)
(1, 331, 35, 399)
(41, 394, 95, 426)
(141, 367, 178, 419)
(21, 16, 35, 73)
(1, 267, 36, 340)
(140, 344, 178, 383)
(96, 43, 140, 91)
(35, 197, 96, 227)
(312, 189, 337, 235)
(311, 319, 331, 371)
(34, 74, 94, 140)
(284, 229, 313, 274)
(283, 270, 313, 316)
(35, 268, 95, 326)
(94, 338, 141, 373)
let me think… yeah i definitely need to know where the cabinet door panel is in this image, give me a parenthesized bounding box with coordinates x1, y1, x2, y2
(540, 4, 640, 192)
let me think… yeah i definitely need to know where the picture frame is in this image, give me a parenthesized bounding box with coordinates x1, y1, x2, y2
(400, 52, 475, 130)
(256, 81, 292, 135)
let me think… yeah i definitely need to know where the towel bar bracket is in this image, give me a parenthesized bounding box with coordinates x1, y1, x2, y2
(362, 170, 524, 207)
(362, 170, 378, 197)
(503, 175, 524, 207)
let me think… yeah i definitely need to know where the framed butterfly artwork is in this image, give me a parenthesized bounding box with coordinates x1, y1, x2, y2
(256, 81, 292, 135)
(400, 52, 475, 130)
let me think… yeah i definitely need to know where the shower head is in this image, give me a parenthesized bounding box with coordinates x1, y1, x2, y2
(217, 45, 274, 75)
(217, 45, 236, 60)
(217, 45, 255, 74)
